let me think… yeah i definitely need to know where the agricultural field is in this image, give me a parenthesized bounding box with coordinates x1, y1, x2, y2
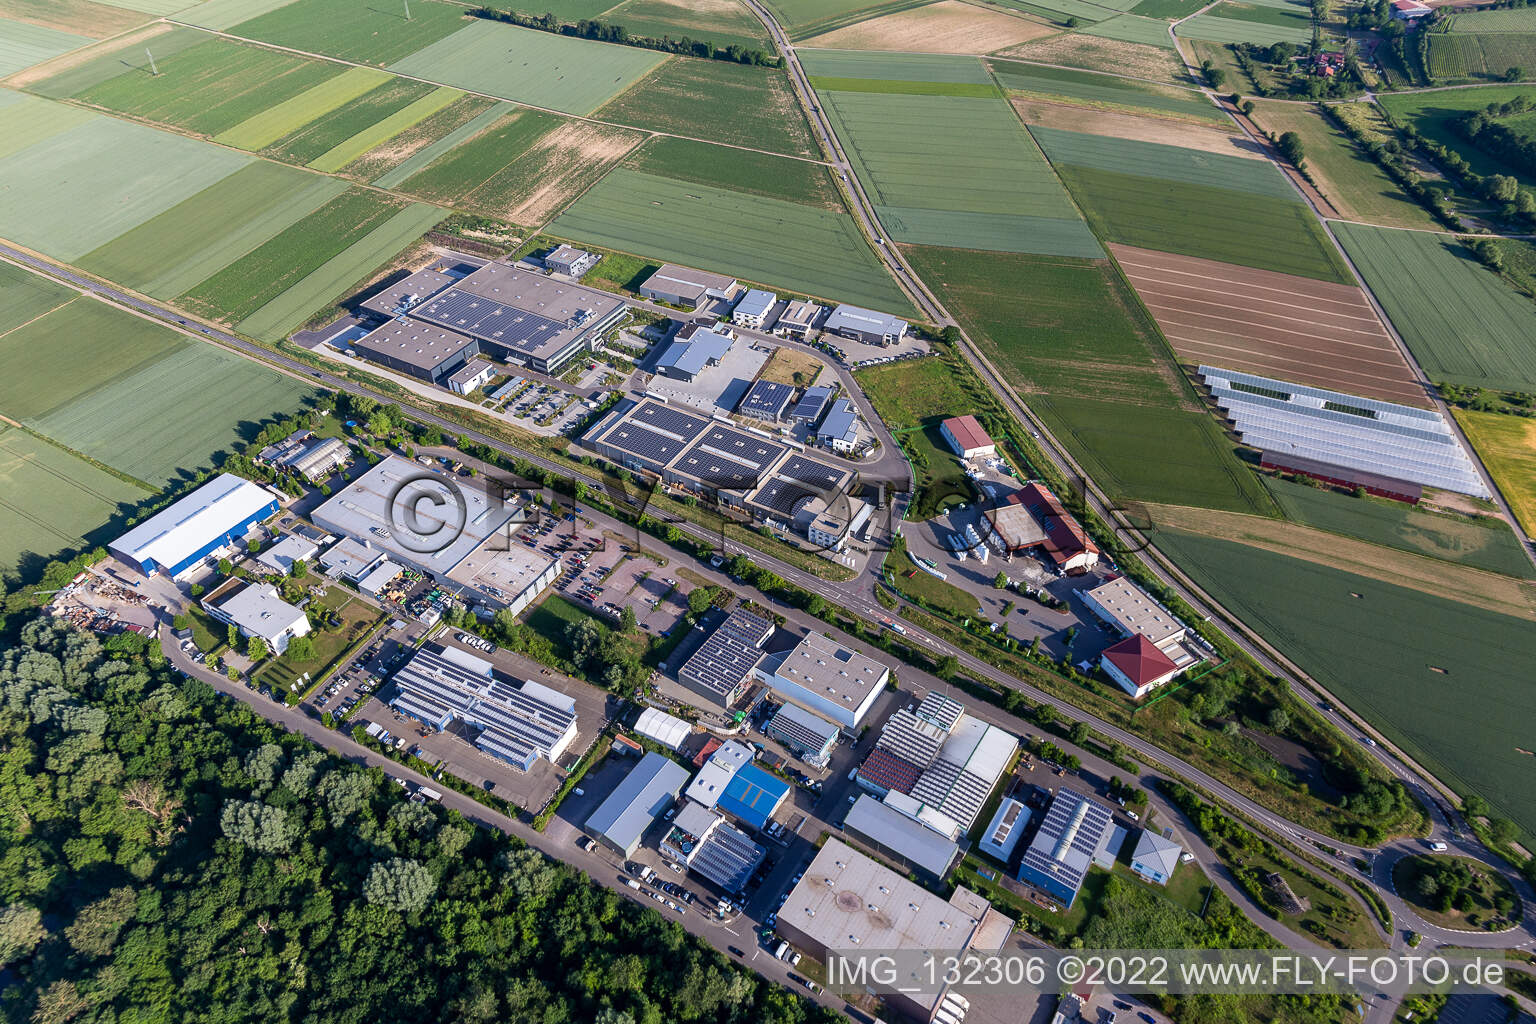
(1014, 99, 1252, 155)
(1031, 125, 1351, 282)
(903, 243, 1278, 514)
(0, 259, 74, 334)
(393, 106, 641, 224)
(0, 16, 90, 77)
(800, 1, 1054, 54)
(550, 168, 914, 312)
(988, 58, 1227, 123)
(991, 0, 1138, 24)
(24, 23, 206, 96)
(1081, 13, 1177, 47)
(1378, 85, 1536, 182)
(74, 37, 347, 139)
(1332, 223, 1536, 394)
(1447, 6, 1536, 32)
(0, 427, 151, 582)
(341, 93, 499, 182)
(624, 136, 842, 209)
(600, 0, 773, 52)
(175, 0, 302, 31)
(1250, 101, 1441, 230)
(260, 78, 438, 165)
(215, 66, 390, 151)
(388, 19, 665, 116)
(1131, 0, 1208, 17)
(1175, 0, 1313, 46)
(596, 59, 818, 158)
(0, 104, 250, 262)
(1455, 409, 1536, 537)
(179, 189, 414, 325)
(1425, 31, 1536, 81)
(483, 0, 616, 18)
(1110, 244, 1430, 407)
(994, 29, 1193, 83)
(305, 85, 463, 173)
(1264, 475, 1535, 579)
(227, 0, 470, 65)
(767, 0, 935, 39)
(77, 162, 347, 300)
(1149, 526, 1536, 841)
(801, 46, 998, 82)
(0, 0, 152, 38)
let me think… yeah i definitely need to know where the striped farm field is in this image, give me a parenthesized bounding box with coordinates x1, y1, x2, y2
(214, 66, 390, 151)
(797, 1, 1056, 54)
(995, 28, 1192, 84)
(27, 24, 208, 97)
(601, 0, 772, 52)
(799, 47, 997, 82)
(260, 77, 436, 165)
(988, 58, 1226, 122)
(1175, 11, 1311, 44)
(0, 105, 250, 261)
(768, 0, 937, 39)
(1456, 409, 1536, 537)
(991, 0, 1134, 23)
(228, 0, 470, 65)
(0, 258, 74, 334)
(307, 85, 462, 173)
(551, 168, 913, 313)
(1082, 13, 1178, 46)
(73, 37, 346, 137)
(1447, 6, 1536, 31)
(0, 15, 91, 76)
(367, 98, 509, 188)
(1332, 223, 1536, 393)
(175, 0, 300, 31)
(1427, 26, 1536, 81)
(389, 19, 664, 116)
(626, 136, 842, 209)
(77, 162, 347, 299)
(816, 85, 1102, 256)
(93, 0, 185, 12)
(1029, 123, 1298, 198)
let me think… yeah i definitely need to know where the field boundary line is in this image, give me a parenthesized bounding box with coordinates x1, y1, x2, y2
(0, 297, 75, 344)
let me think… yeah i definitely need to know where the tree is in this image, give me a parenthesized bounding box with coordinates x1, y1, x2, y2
(290, 559, 308, 579)
(1508, 65, 1524, 82)
(1277, 130, 1306, 169)
(1069, 721, 1090, 747)
(1267, 707, 1291, 733)
(284, 634, 315, 662)
(218, 557, 233, 576)
(63, 887, 135, 959)
(247, 636, 269, 662)
(993, 571, 1008, 589)
(219, 799, 292, 854)
(688, 587, 716, 615)
(619, 604, 637, 633)
(0, 904, 45, 967)
(1484, 174, 1520, 203)
(227, 625, 239, 649)
(935, 654, 959, 680)
(172, 613, 190, 631)
(940, 325, 961, 345)
(363, 858, 436, 913)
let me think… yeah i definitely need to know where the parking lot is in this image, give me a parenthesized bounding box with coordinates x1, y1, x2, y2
(589, 554, 689, 634)
(640, 334, 771, 415)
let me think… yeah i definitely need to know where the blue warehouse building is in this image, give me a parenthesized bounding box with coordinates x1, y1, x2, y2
(1015, 789, 1116, 908)
(110, 474, 279, 580)
(716, 763, 790, 831)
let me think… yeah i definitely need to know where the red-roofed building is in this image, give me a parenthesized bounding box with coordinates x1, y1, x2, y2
(1101, 635, 1180, 699)
(854, 746, 925, 797)
(985, 483, 1099, 572)
(692, 735, 723, 768)
(1391, 0, 1430, 20)
(940, 415, 995, 460)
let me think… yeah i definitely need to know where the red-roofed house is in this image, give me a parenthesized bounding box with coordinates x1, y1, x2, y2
(1391, 0, 1430, 20)
(984, 483, 1099, 572)
(940, 415, 995, 460)
(1101, 635, 1181, 699)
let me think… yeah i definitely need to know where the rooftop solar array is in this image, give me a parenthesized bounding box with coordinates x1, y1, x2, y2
(856, 746, 926, 795)
(790, 385, 834, 423)
(736, 379, 795, 421)
(916, 692, 965, 732)
(766, 702, 841, 751)
(1018, 790, 1115, 898)
(691, 820, 765, 893)
(671, 425, 787, 490)
(911, 756, 995, 830)
(1200, 366, 1489, 497)
(633, 401, 711, 437)
(745, 453, 853, 520)
(876, 708, 948, 766)
(585, 399, 714, 473)
(414, 289, 569, 355)
(678, 608, 774, 700)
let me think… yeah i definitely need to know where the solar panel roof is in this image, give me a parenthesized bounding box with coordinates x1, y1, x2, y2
(691, 821, 764, 892)
(678, 608, 773, 700)
(414, 289, 567, 355)
(737, 379, 794, 419)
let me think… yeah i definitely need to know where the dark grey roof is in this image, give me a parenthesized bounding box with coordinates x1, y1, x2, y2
(678, 607, 774, 700)
(790, 385, 834, 422)
(736, 379, 795, 420)
(766, 702, 841, 750)
(844, 795, 961, 878)
(691, 820, 765, 893)
(1018, 789, 1114, 897)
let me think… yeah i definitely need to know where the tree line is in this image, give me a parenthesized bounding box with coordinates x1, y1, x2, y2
(473, 7, 779, 66)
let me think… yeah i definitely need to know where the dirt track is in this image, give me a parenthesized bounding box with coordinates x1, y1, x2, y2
(1111, 244, 1434, 408)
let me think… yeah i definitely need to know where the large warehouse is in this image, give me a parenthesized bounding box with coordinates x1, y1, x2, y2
(638, 263, 737, 310)
(1015, 789, 1116, 908)
(585, 751, 691, 857)
(752, 631, 887, 730)
(110, 474, 279, 580)
(677, 607, 775, 708)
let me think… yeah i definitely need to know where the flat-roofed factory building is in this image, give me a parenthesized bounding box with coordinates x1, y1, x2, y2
(677, 607, 774, 708)
(639, 263, 737, 310)
(753, 631, 887, 730)
(110, 474, 279, 581)
(825, 304, 908, 346)
(1015, 788, 1116, 907)
(585, 751, 691, 857)
(735, 379, 795, 422)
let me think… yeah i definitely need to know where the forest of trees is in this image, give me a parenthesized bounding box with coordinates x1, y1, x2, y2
(0, 618, 837, 1024)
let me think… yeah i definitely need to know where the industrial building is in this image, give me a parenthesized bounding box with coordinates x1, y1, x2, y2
(753, 631, 887, 730)
(1015, 789, 1116, 907)
(940, 415, 995, 460)
(110, 474, 279, 581)
(978, 796, 1031, 863)
(775, 300, 822, 339)
(256, 534, 318, 576)
(660, 801, 766, 893)
(545, 244, 598, 278)
(1129, 829, 1184, 886)
(789, 384, 833, 425)
(655, 323, 734, 382)
(741, 452, 855, 530)
(1081, 577, 1204, 698)
(1101, 635, 1181, 699)
(634, 707, 692, 749)
(731, 289, 777, 329)
(1200, 366, 1491, 498)
(319, 536, 389, 582)
(764, 701, 840, 763)
(390, 645, 578, 772)
(735, 379, 795, 422)
(256, 429, 350, 483)
(352, 260, 627, 378)
(585, 751, 691, 857)
(843, 794, 962, 880)
(202, 580, 310, 654)
(777, 839, 1013, 1023)
(447, 358, 496, 396)
(795, 495, 872, 554)
(685, 740, 790, 831)
(639, 264, 737, 310)
(824, 304, 908, 346)
(815, 396, 860, 453)
(984, 483, 1099, 572)
(442, 535, 561, 618)
(677, 607, 774, 708)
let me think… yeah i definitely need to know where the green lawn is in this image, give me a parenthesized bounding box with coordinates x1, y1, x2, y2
(904, 244, 1278, 515)
(229, 0, 470, 65)
(888, 549, 981, 618)
(1379, 85, 1536, 184)
(256, 591, 383, 699)
(855, 355, 980, 520)
(623, 136, 842, 209)
(1264, 475, 1534, 578)
(1331, 222, 1536, 393)
(599, 59, 818, 158)
(521, 593, 595, 666)
(1152, 526, 1536, 844)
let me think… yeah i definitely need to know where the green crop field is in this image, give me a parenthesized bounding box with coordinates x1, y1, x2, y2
(228, 0, 469, 65)
(0, 90, 95, 161)
(769, 0, 933, 38)
(1332, 223, 1536, 393)
(235, 202, 443, 341)
(75, 37, 345, 139)
(176, 0, 300, 31)
(597, 59, 818, 158)
(1265, 475, 1535, 578)
(1426, 32, 1536, 80)
(1132, 0, 1208, 18)
(1378, 85, 1536, 181)
(0, 428, 152, 581)
(904, 244, 1277, 514)
(78, 162, 346, 299)
(1447, 6, 1536, 32)
(1083, 13, 1178, 46)
(1152, 527, 1536, 841)
(807, 77, 1003, 97)
(390, 105, 559, 200)
(624, 136, 842, 209)
(93, 0, 184, 12)
(0, 15, 90, 76)
(214, 66, 390, 151)
(307, 85, 462, 173)
(988, 59, 1226, 122)
(369, 99, 510, 187)
(33, 344, 317, 487)
(1175, 0, 1312, 44)
(180, 189, 409, 324)
(262, 78, 436, 165)
(342, 93, 497, 182)
(28, 25, 208, 98)
(1456, 409, 1536, 537)
(483, 0, 615, 18)
(817, 88, 1102, 256)
(1029, 123, 1297, 197)
(1249, 102, 1439, 229)
(551, 168, 913, 312)
(0, 260, 73, 334)
(799, 48, 996, 83)
(990, 0, 1126, 23)
(0, 108, 251, 262)
(601, 0, 772, 52)
(389, 19, 665, 115)
(0, 299, 188, 422)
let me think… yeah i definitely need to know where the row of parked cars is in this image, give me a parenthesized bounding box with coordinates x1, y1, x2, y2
(456, 632, 496, 654)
